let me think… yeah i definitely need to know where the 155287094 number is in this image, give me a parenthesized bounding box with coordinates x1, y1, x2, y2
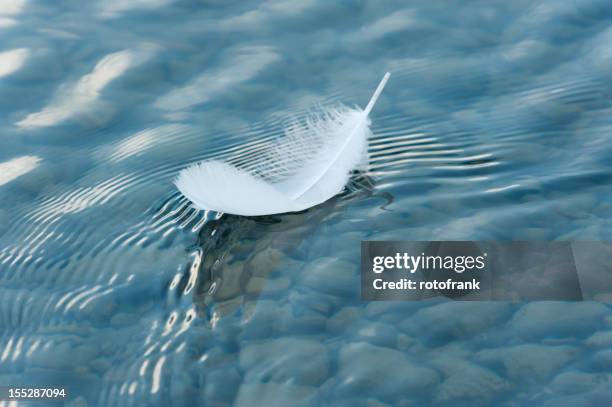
(2, 387, 68, 400)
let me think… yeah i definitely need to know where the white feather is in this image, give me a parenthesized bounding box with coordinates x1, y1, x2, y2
(175, 72, 390, 216)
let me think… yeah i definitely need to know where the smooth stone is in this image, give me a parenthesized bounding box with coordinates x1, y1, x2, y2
(329, 231, 364, 255)
(239, 300, 282, 340)
(71, 345, 99, 369)
(210, 313, 242, 346)
(306, 234, 334, 258)
(89, 358, 112, 374)
(287, 289, 340, 316)
(364, 300, 441, 324)
(508, 302, 609, 340)
(585, 330, 612, 348)
(336, 342, 440, 401)
(170, 369, 198, 407)
(327, 307, 364, 334)
(234, 382, 319, 407)
(247, 247, 286, 277)
(210, 297, 244, 323)
(186, 326, 214, 351)
(396, 334, 415, 352)
(66, 397, 88, 407)
(475, 344, 576, 382)
(366, 230, 411, 241)
(300, 257, 358, 297)
(592, 349, 612, 369)
(430, 357, 510, 404)
(550, 371, 609, 395)
(29, 341, 81, 371)
(198, 347, 236, 371)
(353, 320, 399, 348)
(401, 302, 512, 343)
(402, 206, 443, 226)
(542, 387, 612, 407)
(245, 276, 290, 297)
(215, 261, 247, 301)
(240, 337, 329, 386)
(278, 306, 327, 335)
(205, 367, 241, 403)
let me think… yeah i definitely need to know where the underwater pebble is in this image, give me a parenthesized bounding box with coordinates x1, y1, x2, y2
(205, 366, 241, 404)
(278, 306, 328, 335)
(366, 229, 410, 241)
(89, 358, 112, 374)
(198, 346, 237, 371)
(306, 234, 334, 258)
(210, 296, 244, 321)
(247, 247, 287, 277)
(335, 342, 440, 401)
(555, 195, 597, 220)
(364, 300, 440, 324)
(475, 344, 576, 382)
(430, 357, 510, 404)
(215, 262, 247, 301)
(170, 369, 199, 407)
(239, 300, 282, 340)
(351, 320, 399, 349)
(287, 289, 340, 317)
(234, 382, 320, 407)
(400, 302, 512, 343)
(592, 349, 612, 370)
(245, 276, 290, 298)
(542, 387, 612, 407)
(65, 396, 88, 407)
(585, 330, 612, 348)
(329, 231, 364, 255)
(239, 337, 329, 386)
(508, 302, 609, 340)
(28, 340, 78, 370)
(396, 334, 415, 352)
(327, 307, 364, 334)
(550, 371, 610, 395)
(300, 257, 358, 297)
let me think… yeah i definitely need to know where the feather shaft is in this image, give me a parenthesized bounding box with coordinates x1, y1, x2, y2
(290, 73, 390, 200)
(364, 72, 391, 116)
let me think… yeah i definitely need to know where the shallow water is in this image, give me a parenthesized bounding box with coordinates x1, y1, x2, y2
(1, 0, 612, 405)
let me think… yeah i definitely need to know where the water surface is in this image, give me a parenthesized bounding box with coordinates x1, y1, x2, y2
(1, 0, 612, 405)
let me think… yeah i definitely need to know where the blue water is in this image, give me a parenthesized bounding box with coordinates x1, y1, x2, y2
(1, 0, 612, 405)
